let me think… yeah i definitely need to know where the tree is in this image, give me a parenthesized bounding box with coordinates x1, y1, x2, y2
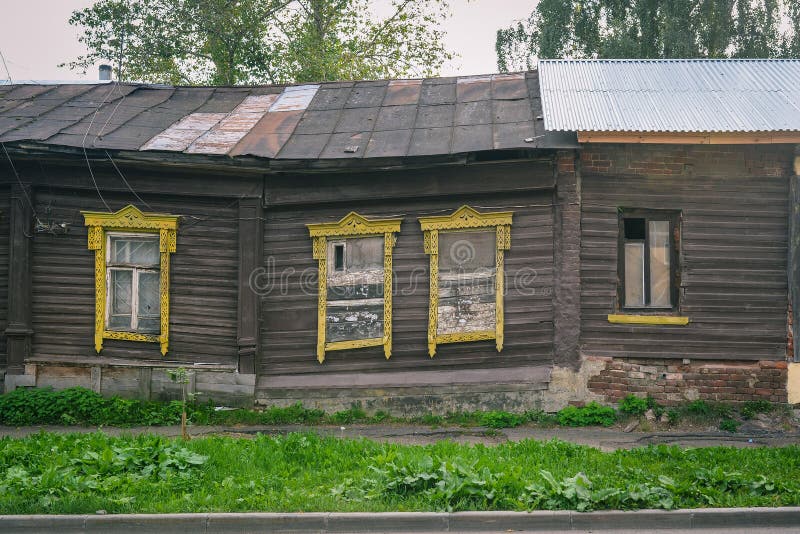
(63, 0, 454, 85)
(496, 0, 800, 71)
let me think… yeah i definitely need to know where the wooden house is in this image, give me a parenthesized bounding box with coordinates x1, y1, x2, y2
(0, 60, 798, 412)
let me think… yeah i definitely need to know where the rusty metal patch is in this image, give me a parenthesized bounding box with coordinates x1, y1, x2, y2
(228, 110, 303, 157)
(186, 94, 276, 154)
(492, 73, 528, 100)
(456, 75, 492, 102)
(140, 112, 226, 151)
(364, 128, 412, 158)
(384, 79, 422, 106)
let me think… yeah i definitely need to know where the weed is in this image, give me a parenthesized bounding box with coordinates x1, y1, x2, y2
(525, 410, 558, 426)
(686, 400, 710, 416)
(619, 395, 648, 416)
(330, 406, 368, 425)
(260, 403, 325, 425)
(666, 409, 681, 424)
(414, 414, 445, 426)
(719, 419, 740, 433)
(370, 411, 392, 423)
(557, 403, 617, 427)
(740, 400, 773, 420)
(479, 411, 525, 429)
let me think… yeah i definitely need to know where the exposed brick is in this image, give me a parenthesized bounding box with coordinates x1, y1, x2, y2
(585, 356, 787, 405)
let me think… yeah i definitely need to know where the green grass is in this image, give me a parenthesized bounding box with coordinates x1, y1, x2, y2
(0, 431, 799, 514)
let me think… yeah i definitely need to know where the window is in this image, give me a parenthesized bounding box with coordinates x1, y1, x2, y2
(619, 209, 680, 310)
(83, 205, 178, 355)
(107, 235, 160, 334)
(308, 212, 402, 363)
(419, 205, 513, 357)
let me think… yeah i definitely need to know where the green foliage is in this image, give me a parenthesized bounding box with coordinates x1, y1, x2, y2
(330, 406, 368, 425)
(1, 433, 800, 513)
(619, 395, 649, 416)
(687, 399, 711, 416)
(497, 0, 800, 71)
(414, 414, 445, 426)
(740, 400, 773, 420)
(719, 419, 741, 433)
(363, 456, 502, 511)
(0, 433, 206, 509)
(260, 403, 326, 425)
(65, 0, 455, 84)
(479, 411, 526, 429)
(557, 403, 617, 427)
(0, 387, 186, 427)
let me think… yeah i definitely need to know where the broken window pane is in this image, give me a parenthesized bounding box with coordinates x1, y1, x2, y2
(649, 220, 671, 307)
(326, 236, 384, 343)
(333, 243, 345, 271)
(624, 242, 645, 307)
(437, 230, 496, 335)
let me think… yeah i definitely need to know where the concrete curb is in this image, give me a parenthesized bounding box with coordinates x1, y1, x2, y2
(1, 507, 799, 532)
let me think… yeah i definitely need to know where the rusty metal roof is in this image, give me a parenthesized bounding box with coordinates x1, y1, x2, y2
(539, 59, 800, 133)
(0, 72, 569, 160)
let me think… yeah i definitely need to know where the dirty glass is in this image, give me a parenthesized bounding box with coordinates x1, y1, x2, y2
(437, 230, 496, 334)
(326, 236, 385, 342)
(624, 242, 645, 307)
(138, 271, 161, 333)
(649, 220, 671, 307)
(109, 268, 133, 330)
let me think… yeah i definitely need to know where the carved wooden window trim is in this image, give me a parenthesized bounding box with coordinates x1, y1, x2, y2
(83, 205, 178, 355)
(307, 212, 402, 363)
(419, 205, 513, 357)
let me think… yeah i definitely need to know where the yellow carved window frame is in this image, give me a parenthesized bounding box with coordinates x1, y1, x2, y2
(307, 212, 402, 363)
(82, 205, 178, 355)
(419, 205, 513, 357)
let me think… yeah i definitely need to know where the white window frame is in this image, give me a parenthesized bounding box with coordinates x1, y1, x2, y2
(105, 232, 160, 334)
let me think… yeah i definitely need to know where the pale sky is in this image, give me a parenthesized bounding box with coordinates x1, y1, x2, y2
(0, 0, 536, 83)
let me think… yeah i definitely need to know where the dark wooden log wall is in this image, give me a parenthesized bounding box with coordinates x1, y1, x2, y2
(580, 144, 793, 361)
(0, 185, 9, 366)
(29, 187, 240, 366)
(259, 161, 556, 382)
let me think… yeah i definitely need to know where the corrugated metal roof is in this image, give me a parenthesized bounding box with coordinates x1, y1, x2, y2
(539, 59, 800, 132)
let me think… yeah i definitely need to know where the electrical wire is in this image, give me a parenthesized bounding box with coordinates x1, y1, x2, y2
(105, 150, 154, 211)
(0, 46, 12, 84)
(2, 142, 36, 214)
(81, 82, 120, 212)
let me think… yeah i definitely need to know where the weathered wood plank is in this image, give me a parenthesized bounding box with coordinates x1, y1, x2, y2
(580, 144, 791, 361)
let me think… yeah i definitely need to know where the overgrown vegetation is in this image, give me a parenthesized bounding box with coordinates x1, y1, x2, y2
(1, 432, 798, 514)
(0, 387, 791, 433)
(557, 402, 617, 427)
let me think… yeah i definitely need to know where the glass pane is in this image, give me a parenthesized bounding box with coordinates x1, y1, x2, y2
(345, 236, 383, 271)
(624, 242, 645, 307)
(109, 269, 133, 329)
(649, 220, 671, 307)
(111, 237, 159, 266)
(325, 236, 384, 342)
(138, 271, 160, 333)
(437, 231, 496, 335)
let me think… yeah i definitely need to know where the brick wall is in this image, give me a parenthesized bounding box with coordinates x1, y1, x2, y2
(580, 144, 790, 178)
(587, 356, 788, 405)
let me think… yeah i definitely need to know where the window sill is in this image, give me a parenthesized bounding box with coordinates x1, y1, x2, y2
(607, 314, 690, 326)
